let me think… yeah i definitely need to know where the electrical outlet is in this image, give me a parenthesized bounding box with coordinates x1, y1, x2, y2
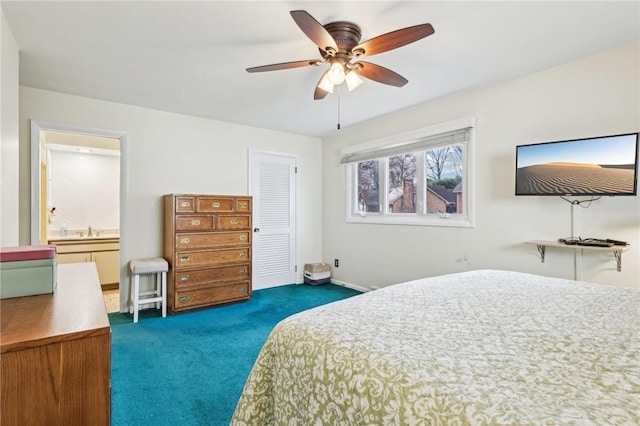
(334, 259, 339, 268)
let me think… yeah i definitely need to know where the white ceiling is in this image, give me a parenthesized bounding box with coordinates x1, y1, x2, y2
(3, 1, 639, 138)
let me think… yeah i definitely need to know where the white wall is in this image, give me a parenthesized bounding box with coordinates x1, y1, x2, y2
(1, 9, 20, 246)
(19, 88, 323, 310)
(322, 41, 640, 289)
(48, 150, 120, 235)
(14, 41, 640, 300)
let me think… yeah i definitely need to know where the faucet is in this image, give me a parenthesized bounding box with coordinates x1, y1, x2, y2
(88, 226, 93, 237)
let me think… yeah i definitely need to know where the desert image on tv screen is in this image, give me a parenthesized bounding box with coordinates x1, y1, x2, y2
(516, 134, 637, 195)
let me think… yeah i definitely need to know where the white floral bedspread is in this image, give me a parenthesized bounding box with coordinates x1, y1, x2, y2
(231, 270, 640, 425)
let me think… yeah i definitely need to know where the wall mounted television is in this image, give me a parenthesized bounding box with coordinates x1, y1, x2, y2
(515, 132, 639, 196)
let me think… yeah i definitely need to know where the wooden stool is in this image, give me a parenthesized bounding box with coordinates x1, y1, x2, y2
(129, 257, 168, 323)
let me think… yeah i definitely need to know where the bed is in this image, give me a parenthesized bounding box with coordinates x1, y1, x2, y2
(231, 270, 639, 425)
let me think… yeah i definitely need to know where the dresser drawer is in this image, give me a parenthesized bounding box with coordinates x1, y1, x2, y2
(197, 197, 234, 213)
(174, 282, 251, 310)
(173, 264, 250, 288)
(175, 216, 215, 231)
(175, 248, 250, 268)
(217, 215, 251, 230)
(176, 196, 195, 213)
(236, 198, 251, 212)
(175, 231, 250, 250)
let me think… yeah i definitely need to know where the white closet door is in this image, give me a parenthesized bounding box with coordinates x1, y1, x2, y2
(249, 150, 297, 290)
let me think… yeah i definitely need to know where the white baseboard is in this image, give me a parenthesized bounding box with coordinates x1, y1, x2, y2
(330, 278, 370, 293)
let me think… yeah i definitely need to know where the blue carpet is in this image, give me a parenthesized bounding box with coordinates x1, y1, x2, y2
(110, 283, 360, 426)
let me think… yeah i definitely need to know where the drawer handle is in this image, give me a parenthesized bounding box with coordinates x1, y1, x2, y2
(239, 252, 246, 257)
(180, 275, 190, 282)
(238, 287, 246, 292)
(180, 256, 190, 262)
(230, 219, 239, 225)
(239, 203, 247, 208)
(212, 202, 221, 208)
(239, 267, 247, 274)
(180, 201, 191, 207)
(180, 237, 190, 244)
(191, 219, 201, 226)
(180, 295, 190, 302)
(239, 235, 247, 241)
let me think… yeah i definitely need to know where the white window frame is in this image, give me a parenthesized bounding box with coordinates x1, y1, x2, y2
(343, 117, 476, 227)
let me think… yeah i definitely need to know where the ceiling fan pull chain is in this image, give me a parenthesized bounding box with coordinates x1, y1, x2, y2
(337, 86, 341, 130)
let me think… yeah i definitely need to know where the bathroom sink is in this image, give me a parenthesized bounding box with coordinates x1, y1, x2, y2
(48, 234, 119, 242)
(85, 234, 120, 240)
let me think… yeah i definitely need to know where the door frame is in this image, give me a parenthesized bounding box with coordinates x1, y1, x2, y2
(30, 120, 128, 306)
(248, 148, 298, 289)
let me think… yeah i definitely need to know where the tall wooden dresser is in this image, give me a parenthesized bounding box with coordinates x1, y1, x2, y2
(164, 194, 252, 313)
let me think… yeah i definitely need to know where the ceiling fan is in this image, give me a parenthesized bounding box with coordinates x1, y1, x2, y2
(246, 10, 435, 100)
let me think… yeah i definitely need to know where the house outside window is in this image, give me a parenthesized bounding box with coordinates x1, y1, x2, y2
(388, 154, 416, 213)
(343, 117, 475, 227)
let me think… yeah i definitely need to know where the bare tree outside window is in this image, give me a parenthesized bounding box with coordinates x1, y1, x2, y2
(426, 147, 452, 180)
(451, 144, 463, 177)
(426, 143, 464, 214)
(357, 161, 380, 213)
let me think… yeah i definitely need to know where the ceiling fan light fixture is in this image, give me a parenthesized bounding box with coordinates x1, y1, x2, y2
(327, 62, 346, 85)
(318, 74, 334, 93)
(248, 11, 435, 101)
(345, 71, 364, 92)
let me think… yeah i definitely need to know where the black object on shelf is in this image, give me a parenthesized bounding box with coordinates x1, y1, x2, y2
(558, 237, 579, 245)
(558, 237, 629, 247)
(577, 240, 613, 247)
(605, 239, 629, 246)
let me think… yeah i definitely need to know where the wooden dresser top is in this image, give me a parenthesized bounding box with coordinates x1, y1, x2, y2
(1, 262, 111, 353)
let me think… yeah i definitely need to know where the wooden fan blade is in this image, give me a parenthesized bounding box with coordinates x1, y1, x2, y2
(290, 10, 338, 53)
(314, 71, 330, 100)
(353, 61, 408, 87)
(246, 59, 320, 73)
(353, 23, 434, 57)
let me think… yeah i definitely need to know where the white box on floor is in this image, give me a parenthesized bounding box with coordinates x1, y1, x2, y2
(304, 263, 331, 280)
(304, 263, 331, 285)
(304, 270, 331, 280)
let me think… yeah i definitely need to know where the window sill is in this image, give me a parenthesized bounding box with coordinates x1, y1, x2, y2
(346, 213, 474, 228)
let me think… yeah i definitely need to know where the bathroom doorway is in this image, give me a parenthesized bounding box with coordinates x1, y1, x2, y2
(42, 134, 120, 243)
(31, 121, 128, 310)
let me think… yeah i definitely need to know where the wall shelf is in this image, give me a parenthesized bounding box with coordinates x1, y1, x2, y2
(525, 240, 630, 272)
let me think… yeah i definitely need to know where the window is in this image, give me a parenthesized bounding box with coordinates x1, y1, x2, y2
(389, 154, 417, 214)
(343, 118, 475, 227)
(357, 161, 380, 213)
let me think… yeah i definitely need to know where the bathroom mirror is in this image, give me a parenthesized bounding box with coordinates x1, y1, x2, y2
(30, 120, 127, 245)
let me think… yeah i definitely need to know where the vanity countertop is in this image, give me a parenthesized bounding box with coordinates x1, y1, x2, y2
(48, 235, 120, 244)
